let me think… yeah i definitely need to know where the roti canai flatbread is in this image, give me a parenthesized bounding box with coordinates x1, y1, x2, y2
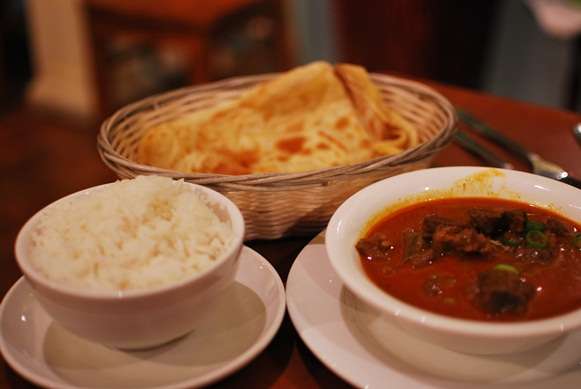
(136, 61, 418, 174)
(335, 63, 418, 154)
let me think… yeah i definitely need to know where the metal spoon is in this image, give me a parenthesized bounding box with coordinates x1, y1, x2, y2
(458, 110, 581, 189)
(573, 123, 581, 146)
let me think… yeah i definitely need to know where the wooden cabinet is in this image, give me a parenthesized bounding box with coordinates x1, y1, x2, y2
(84, 0, 293, 116)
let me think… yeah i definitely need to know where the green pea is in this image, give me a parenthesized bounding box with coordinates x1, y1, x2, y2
(493, 263, 519, 274)
(526, 230, 548, 249)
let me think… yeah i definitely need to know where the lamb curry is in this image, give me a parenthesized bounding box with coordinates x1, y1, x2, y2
(356, 198, 581, 321)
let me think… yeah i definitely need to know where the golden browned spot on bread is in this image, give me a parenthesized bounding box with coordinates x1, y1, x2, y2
(211, 110, 228, 120)
(196, 127, 209, 144)
(239, 99, 256, 110)
(276, 136, 306, 153)
(360, 139, 371, 148)
(263, 110, 273, 121)
(210, 149, 259, 175)
(317, 142, 330, 150)
(286, 121, 304, 133)
(259, 104, 274, 121)
(383, 123, 401, 139)
(239, 149, 260, 166)
(334, 116, 349, 130)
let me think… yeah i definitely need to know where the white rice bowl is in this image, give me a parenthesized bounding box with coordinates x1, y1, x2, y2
(27, 175, 234, 292)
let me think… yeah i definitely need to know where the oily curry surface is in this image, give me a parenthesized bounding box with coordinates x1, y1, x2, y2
(356, 198, 581, 322)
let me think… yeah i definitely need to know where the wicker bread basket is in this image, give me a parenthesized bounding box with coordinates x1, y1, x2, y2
(97, 73, 456, 240)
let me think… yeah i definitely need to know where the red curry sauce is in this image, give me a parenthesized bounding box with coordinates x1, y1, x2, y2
(358, 198, 581, 322)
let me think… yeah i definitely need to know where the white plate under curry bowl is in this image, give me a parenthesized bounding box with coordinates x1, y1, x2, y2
(0, 246, 285, 389)
(286, 235, 581, 389)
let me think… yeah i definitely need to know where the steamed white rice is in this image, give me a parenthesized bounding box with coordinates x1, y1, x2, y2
(28, 176, 233, 292)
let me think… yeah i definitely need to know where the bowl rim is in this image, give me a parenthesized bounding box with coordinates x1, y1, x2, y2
(326, 166, 581, 338)
(14, 178, 245, 301)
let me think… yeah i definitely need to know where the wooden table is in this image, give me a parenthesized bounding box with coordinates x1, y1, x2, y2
(0, 82, 579, 388)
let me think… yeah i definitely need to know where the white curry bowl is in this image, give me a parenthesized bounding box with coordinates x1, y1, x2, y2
(14, 181, 245, 350)
(326, 166, 581, 355)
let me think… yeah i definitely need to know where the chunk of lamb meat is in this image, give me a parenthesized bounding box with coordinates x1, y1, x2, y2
(475, 269, 535, 315)
(432, 225, 496, 255)
(546, 218, 570, 237)
(406, 250, 435, 267)
(356, 234, 394, 261)
(422, 215, 462, 243)
(500, 211, 526, 235)
(403, 230, 434, 267)
(469, 209, 503, 237)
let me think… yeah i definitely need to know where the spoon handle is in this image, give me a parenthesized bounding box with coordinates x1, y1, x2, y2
(454, 131, 513, 169)
(573, 124, 581, 147)
(457, 110, 533, 163)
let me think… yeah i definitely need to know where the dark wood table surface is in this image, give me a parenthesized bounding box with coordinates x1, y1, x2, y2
(0, 81, 580, 388)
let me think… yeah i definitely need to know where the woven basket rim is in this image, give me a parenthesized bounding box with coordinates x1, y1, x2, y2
(97, 72, 457, 187)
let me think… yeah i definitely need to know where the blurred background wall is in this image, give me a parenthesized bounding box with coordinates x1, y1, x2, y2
(1, 0, 580, 119)
(0, 0, 31, 113)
